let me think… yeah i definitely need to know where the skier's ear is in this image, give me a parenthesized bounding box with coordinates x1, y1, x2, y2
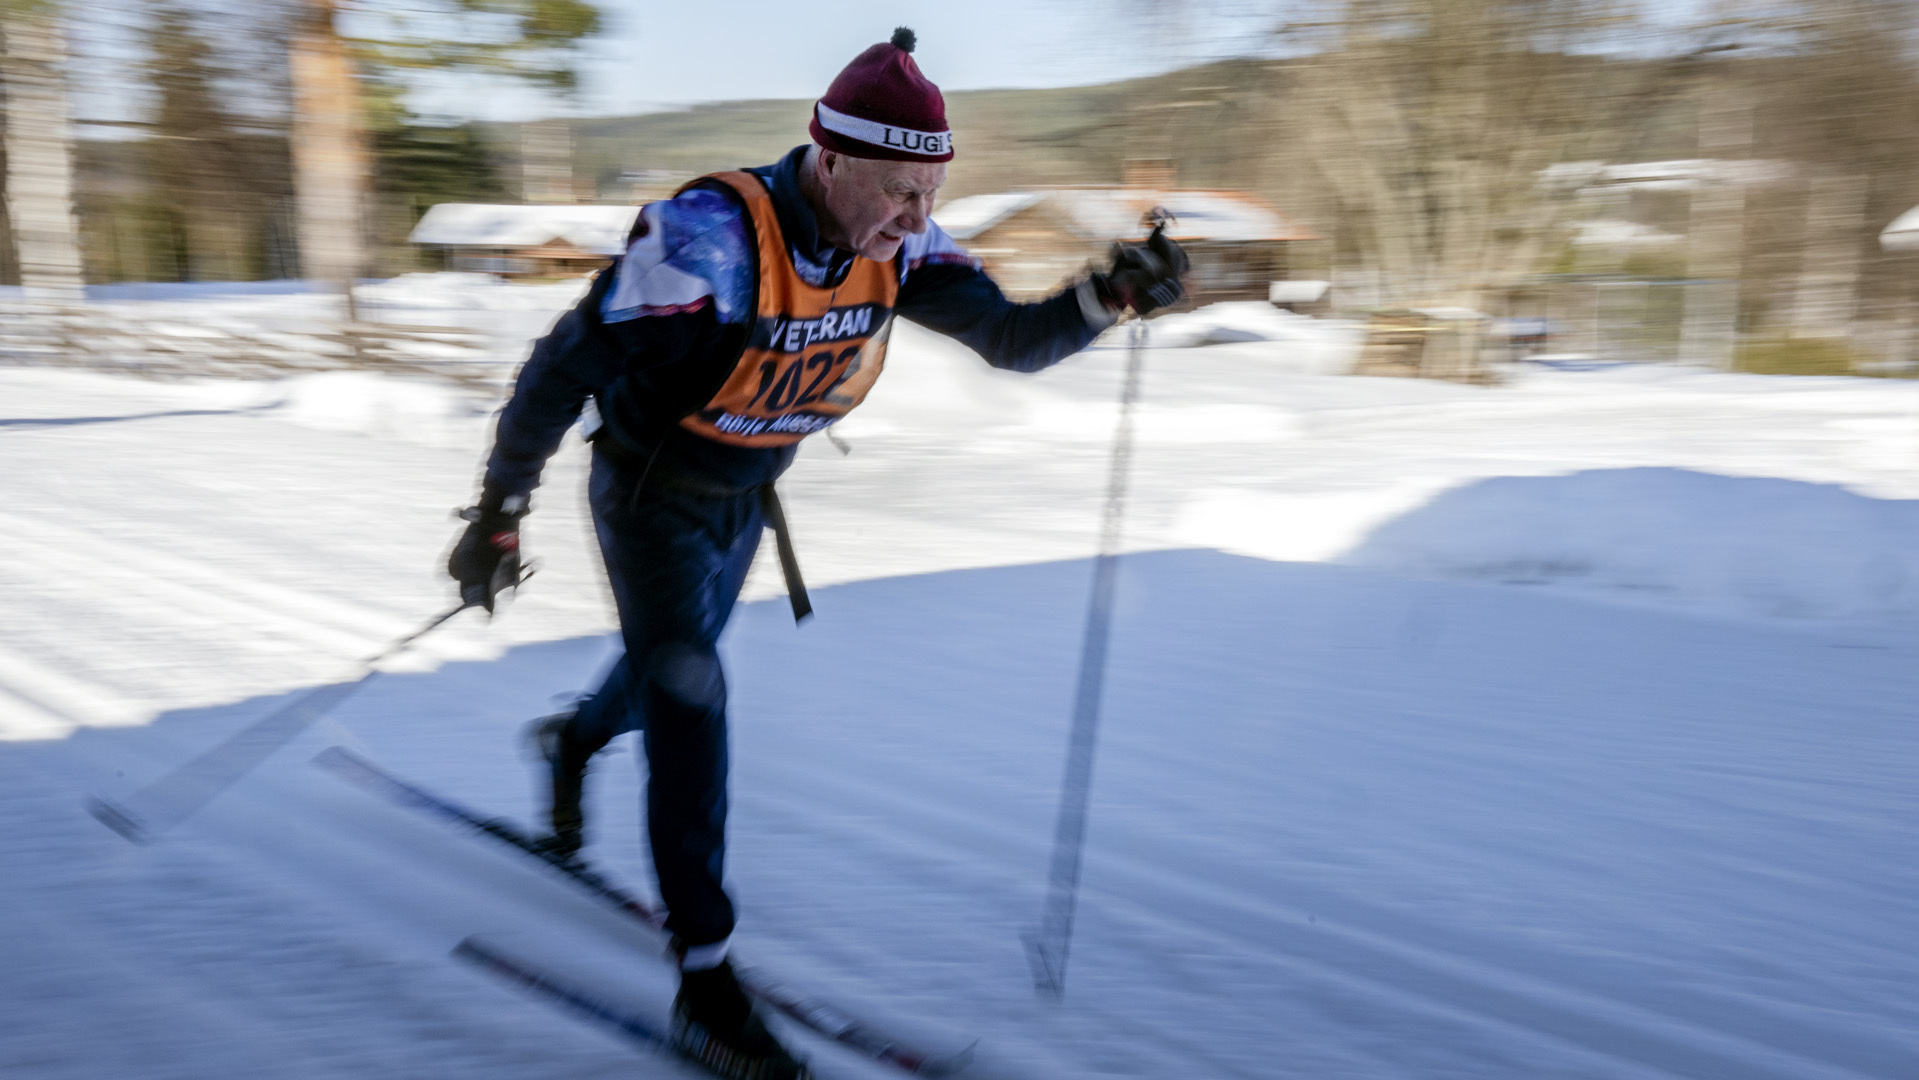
(818, 148, 853, 190)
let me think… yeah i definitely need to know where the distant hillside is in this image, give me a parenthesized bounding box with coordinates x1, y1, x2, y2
(481, 59, 1282, 204)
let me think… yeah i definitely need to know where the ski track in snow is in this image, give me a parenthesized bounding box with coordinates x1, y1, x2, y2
(709, 560, 1919, 1080)
(4, 299, 1919, 1079)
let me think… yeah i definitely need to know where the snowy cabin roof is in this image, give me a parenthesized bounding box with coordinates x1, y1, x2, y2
(409, 203, 641, 255)
(934, 188, 1316, 244)
(931, 192, 1049, 239)
(1882, 204, 1919, 252)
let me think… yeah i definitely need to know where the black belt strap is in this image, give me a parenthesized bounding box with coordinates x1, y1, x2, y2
(757, 485, 812, 624)
(589, 431, 813, 624)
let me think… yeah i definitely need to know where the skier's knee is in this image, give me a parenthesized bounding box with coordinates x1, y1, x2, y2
(646, 642, 726, 712)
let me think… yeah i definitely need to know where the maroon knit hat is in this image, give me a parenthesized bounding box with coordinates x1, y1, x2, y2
(810, 27, 953, 163)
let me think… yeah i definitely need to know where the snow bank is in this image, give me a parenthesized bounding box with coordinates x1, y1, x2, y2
(0, 366, 279, 413)
(852, 304, 1362, 437)
(1178, 482, 1451, 562)
(1127, 301, 1362, 373)
(274, 371, 497, 450)
(841, 319, 1040, 434)
(1343, 467, 1919, 622)
(355, 272, 590, 314)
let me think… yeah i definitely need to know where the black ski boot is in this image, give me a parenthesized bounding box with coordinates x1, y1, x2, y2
(525, 709, 586, 861)
(671, 960, 810, 1080)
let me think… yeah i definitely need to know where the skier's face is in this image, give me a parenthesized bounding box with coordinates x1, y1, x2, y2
(816, 150, 945, 261)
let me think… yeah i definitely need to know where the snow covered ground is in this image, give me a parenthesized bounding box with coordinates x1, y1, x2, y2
(3, 285, 1918, 1079)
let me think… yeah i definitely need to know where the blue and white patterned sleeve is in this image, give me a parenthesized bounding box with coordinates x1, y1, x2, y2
(601, 189, 755, 325)
(485, 189, 757, 498)
(899, 220, 983, 277)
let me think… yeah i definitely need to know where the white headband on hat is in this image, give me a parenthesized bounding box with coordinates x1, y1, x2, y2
(815, 102, 952, 157)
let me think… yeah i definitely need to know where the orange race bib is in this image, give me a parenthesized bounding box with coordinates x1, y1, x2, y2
(678, 172, 900, 448)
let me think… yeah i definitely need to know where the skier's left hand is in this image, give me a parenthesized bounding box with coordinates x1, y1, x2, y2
(449, 486, 527, 613)
(1094, 223, 1190, 317)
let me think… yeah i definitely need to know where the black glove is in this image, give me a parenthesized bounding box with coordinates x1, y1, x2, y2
(1093, 222, 1190, 317)
(448, 485, 527, 613)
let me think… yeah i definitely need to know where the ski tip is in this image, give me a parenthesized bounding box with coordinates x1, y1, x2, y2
(1019, 929, 1067, 1002)
(452, 935, 525, 981)
(919, 1039, 979, 1077)
(86, 796, 152, 845)
(311, 745, 355, 770)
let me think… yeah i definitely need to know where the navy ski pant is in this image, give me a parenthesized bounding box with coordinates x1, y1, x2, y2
(561, 447, 764, 948)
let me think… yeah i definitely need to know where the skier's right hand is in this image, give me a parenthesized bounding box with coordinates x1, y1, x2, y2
(448, 486, 527, 613)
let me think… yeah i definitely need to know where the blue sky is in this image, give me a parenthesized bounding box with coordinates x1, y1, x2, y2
(63, 0, 1272, 134)
(405, 0, 1276, 121)
(67, 0, 1710, 130)
(384, 0, 1712, 123)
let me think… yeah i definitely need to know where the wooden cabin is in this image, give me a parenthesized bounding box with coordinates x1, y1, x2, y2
(409, 203, 640, 279)
(933, 187, 1318, 303)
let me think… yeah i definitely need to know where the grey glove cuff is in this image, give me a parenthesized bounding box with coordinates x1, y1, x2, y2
(474, 480, 529, 519)
(1076, 277, 1121, 331)
(463, 483, 529, 535)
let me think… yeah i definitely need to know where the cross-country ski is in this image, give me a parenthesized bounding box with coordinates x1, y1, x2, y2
(316, 745, 975, 1077)
(453, 935, 822, 1080)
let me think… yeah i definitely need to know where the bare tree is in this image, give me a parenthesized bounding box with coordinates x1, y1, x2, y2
(1762, 0, 1919, 342)
(1282, 0, 1657, 312)
(287, 0, 366, 307)
(1, 0, 83, 305)
(1681, 62, 1752, 369)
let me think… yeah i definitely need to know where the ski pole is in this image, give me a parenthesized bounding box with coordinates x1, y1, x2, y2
(1026, 313, 1151, 1001)
(87, 598, 475, 844)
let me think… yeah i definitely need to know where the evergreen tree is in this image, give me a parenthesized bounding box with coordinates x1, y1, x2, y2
(145, 4, 259, 281)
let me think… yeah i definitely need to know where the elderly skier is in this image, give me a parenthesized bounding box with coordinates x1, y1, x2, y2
(447, 27, 1186, 1079)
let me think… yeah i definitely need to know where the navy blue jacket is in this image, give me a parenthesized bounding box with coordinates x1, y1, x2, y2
(485, 146, 1108, 499)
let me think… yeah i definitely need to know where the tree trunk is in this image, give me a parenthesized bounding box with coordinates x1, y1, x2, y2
(287, 0, 366, 314)
(520, 118, 574, 204)
(1788, 170, 1866, 338)
(1681, 84, 1750, 370)
(1, 7, 84, 305)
